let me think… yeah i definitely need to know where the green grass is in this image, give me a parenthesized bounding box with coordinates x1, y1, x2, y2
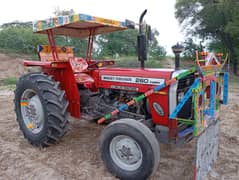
(0, 77, 17, 86)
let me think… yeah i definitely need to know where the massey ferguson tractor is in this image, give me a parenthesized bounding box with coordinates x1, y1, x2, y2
(15, 10, 229, 180)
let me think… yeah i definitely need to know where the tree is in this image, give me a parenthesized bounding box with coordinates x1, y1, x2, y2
(0, 22, 48, 54)
(55, 36, 88, 57)
(208, 38, 227, 53)
(182, 38, 202, 59)
(96, 29, 138, 58)
(148, 29, 166, 59)
(148, 39, 166, 59)
(175, 0, 239, 74)
(1, 21, 32, 28)
(96, 28, 166, 59)
(53, 7, 74, 16)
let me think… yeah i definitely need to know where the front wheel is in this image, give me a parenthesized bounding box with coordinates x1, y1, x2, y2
(99, 118, 160, 180)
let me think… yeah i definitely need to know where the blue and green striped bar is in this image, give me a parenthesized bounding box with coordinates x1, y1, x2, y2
(223, 72, 229, 105)
(169, 78, 201, 119)
(209, 80, 216, 117)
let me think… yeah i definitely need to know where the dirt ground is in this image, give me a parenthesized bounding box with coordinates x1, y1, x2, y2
(0, 53, 238, 180)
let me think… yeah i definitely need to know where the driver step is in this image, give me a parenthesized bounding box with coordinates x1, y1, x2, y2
(178, 126, 194, 138)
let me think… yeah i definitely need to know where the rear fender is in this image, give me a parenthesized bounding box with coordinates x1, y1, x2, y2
(24, 60, 80, 118)
(43, 62, 80, 119)
(24, 60, 52, 68)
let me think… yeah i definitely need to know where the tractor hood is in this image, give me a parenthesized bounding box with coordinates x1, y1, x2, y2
(95, 67, 175, 92)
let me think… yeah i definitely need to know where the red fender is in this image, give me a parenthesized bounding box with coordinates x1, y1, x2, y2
(23, 60, 80, 119)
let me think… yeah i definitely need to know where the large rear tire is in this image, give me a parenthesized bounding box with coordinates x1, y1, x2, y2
(14, 72, 69, 147)
(99, 118, 160, 180)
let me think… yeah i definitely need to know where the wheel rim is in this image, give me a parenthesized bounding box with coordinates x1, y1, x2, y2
(109, 135, 143, 171)
(20, 89, 44, 134)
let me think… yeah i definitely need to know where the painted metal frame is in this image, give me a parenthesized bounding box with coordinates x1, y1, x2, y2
(33, 12, 128, 38)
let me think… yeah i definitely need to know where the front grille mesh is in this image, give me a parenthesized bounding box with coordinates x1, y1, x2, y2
(177, 73, 195, 119)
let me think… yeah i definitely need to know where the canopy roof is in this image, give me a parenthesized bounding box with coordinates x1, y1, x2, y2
(33, 13, 129, 38)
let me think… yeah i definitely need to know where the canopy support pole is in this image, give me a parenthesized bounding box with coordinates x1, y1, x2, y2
(86, 28, 95, 61)
(47, 29, 59, 61)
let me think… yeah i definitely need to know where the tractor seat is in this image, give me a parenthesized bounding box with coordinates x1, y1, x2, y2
(69, 57, 94, 85)
(69, 57, 88, 73)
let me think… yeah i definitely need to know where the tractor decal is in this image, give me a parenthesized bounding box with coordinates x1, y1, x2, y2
(101, 75, 165, 85)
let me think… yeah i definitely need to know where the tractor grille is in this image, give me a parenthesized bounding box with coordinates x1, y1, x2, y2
(177, 73, 195, 119)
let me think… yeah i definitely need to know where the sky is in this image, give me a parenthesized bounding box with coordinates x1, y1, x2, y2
(0, 0, 184, 54)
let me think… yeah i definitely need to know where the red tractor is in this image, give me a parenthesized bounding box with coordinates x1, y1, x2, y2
(15, 10, 229, 179)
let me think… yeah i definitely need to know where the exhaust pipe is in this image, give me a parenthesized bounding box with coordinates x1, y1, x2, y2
(138, 9, 147, 69)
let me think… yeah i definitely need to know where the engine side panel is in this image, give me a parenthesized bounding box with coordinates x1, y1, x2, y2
(91, 67, 173, 126)
(96, 68, 173, 92)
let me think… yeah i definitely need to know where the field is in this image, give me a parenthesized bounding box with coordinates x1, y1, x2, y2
(0, 53, 238, 180)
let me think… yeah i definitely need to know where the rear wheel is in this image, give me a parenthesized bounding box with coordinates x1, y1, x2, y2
(14, 72, 69, 147)
(100, 118, 160, 180)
